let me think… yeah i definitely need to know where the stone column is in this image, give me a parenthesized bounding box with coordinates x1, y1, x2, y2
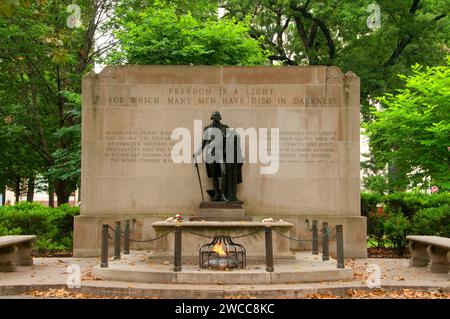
(408, 241, 429, 267)
(426, 245, 450, 273)
(447, 251, 450, 275)
(15, 241, 34, 266)
(0, 245, 17, 272)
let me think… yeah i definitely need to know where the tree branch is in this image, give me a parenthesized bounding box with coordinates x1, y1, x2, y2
(433, 12, 447, 21)
(307, 21, 318, 48)
(410, 0, 420, 14)
(268, 54, 297, 65)
(289, 1, 335, 64)
(383, 1, 445, 68)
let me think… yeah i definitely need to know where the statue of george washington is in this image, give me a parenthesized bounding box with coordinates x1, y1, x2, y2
(193, 111, 243, 202)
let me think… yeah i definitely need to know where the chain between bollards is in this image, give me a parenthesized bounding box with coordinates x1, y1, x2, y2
(265, 226, 274, 272)
(173, 225, 182, 272)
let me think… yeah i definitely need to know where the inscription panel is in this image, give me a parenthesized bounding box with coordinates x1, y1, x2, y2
(100, 83, 341, 168)
(104, 129, 173, 164)
(81, 66, 360, 216)
(103, 85, 339, 108)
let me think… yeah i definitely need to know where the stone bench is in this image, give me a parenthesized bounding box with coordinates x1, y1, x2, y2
(0, 235, 36, 272)
(406, 235, 450, 274)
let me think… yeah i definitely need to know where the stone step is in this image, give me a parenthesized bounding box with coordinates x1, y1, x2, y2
(92, 264, 353, 285)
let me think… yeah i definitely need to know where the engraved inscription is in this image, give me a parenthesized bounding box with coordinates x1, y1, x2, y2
(103, 128, 336, 165)
(104, 130, 173, 164)
(279, 130, 336, 163)
(105, 85, 340, 107)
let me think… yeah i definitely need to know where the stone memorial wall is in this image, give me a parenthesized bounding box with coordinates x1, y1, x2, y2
(74, 66, 366, 258)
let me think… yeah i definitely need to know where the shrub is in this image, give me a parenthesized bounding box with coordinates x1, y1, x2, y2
(411, 205, 450, 237)
(361, 192, 383, 217)
(366, 212, 386, 247)
(382, 211, 411, 251)
(0, 224, 22, 236)
(365, 191, 450, 251)
(0, 203, 56, 237)
(382, 192, 450, 217)
(0, 202, 80, 252)
(367, 210, 411, 251)
(362, 192, 450, 217)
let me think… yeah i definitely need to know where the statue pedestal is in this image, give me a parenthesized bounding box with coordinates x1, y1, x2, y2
(190, 202, 252, 221)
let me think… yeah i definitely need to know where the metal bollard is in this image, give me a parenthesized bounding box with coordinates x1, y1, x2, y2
(100, 224, 109, 268)
(265, 226, 274, 272)
(336, 225, 344, 268)
(113, 221, 121, 260)
(173, 226, 182, 272)
(123, 220, 130, 255)
(322, 222, 329, 261)
(312, 220, 318, 255)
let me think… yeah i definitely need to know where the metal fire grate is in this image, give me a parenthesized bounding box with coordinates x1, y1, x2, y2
(199, 236, 246, 270)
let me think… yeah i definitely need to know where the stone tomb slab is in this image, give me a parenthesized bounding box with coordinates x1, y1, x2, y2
(150, 221, 294, 263)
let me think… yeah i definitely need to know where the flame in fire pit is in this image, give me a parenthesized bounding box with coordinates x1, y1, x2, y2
(212, 242, 227, 257)
(200, 235, 246, 269)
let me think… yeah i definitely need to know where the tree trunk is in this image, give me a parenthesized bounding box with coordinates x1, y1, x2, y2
(14, 176, 21, 204)
(54, 180, 71, 206)
(48, 182, 55, 208)
(1, 186, 5, 206)
(27, 176, 35, 202)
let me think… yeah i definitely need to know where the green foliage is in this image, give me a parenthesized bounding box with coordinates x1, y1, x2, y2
(0, 202, 80, 252)
(367, 210, 411, 250)
(365, 59, 450, 191)
(383, 192, 450, 217)
(365, 190, 450, 251)
(220, 0, 450, 120)
(363, 191, 450, 215)
(366, 211, 385, 247)
(362, 175, 389, 195)
(381, 211, 411, 250)
(360, 191, 383, 216)
(107, 3, 268, 65)
(411, 205, 450, 237)
(0, 0, 99, 204)
(0, 225, 22, 236)
(47, 91, 81, 185)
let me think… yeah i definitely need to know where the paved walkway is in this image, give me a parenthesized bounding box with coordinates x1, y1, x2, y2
(0, 251, 448, 298)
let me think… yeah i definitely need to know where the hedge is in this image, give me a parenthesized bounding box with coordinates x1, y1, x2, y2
(362, 191, 450, 217)
(411, 205, 450, 237)
(364, 192, 450, 251)
(0, 202, 80, 252)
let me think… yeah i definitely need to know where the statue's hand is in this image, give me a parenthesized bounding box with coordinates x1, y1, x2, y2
(193, 149, 202, 157)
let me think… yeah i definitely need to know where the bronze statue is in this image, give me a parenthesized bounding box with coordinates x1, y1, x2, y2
(193, 111, 243, 202)
(223, 129, 243, 202)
